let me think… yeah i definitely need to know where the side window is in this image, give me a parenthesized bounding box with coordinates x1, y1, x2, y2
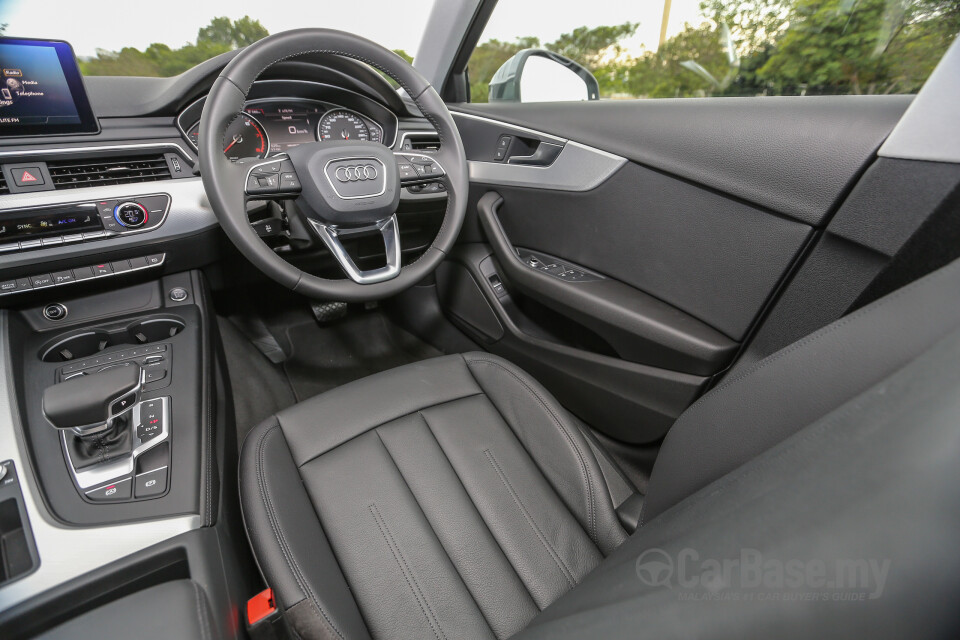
(467, 0, 959, 103)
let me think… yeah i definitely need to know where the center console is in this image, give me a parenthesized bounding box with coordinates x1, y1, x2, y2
(9, 273, 208, 526)
(0, 269, 259, 640)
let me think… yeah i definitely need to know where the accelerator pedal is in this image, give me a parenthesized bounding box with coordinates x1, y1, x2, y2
(310, 301, 348, 324)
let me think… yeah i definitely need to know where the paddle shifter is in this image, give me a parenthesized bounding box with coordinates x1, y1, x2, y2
(43, 364, 141, 470)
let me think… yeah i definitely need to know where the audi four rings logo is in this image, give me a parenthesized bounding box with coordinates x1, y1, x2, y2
(335, 165, 379, 182)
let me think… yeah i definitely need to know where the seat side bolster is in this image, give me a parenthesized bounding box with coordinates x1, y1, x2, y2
(239, 418, 372, 640)
(643, 257, 960, 524)
(462, 352, 628, 555)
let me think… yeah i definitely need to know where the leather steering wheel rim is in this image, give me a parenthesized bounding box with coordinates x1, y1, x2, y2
(198, 28, 468, 301)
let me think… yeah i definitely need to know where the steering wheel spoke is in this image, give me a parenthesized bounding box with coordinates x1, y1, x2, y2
(309, 215, 401, 284)
(239, 154, 303, 199)
(394, 152, 446, 187)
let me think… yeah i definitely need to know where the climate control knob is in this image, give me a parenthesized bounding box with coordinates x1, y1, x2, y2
(113, 202, 148, 228)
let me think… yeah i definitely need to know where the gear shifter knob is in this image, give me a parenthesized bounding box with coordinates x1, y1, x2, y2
(43, 363, 141, 436)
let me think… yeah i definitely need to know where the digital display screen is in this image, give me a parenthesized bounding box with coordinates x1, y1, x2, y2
(0, 38, 99, 136)
(0, 203, 103, 243)
(244, 102, 324, 154)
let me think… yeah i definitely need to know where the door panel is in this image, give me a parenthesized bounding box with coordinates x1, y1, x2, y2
(453, 97, 911, 224)
(476, 161, 812, 341)
(437, 97, 911, 442)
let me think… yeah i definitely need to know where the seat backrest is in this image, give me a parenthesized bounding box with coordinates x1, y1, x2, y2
(641, 256, 960, 524)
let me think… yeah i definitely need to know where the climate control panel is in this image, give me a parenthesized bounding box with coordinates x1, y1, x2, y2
(0, 193, 170, 253)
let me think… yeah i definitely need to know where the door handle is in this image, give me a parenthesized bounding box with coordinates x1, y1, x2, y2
(507, 141, 563, 166)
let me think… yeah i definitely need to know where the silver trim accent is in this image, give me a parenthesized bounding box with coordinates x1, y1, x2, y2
(309, 215, 401, 284)
(323, 157, 387, 199)
(63, 396, 170, 490)
(42, 303, 68, 322)
(468, 141, 625, 192)
(0, 141, 192, 161)
(396, 131, 441, 151)
(0, 316, 200, 611)
(449, 111, 626, 191)
(451, 111, 568, 144)
(317, 106, 386, 146)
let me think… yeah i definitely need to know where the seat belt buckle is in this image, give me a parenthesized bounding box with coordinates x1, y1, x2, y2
(246, 588, 288, 640)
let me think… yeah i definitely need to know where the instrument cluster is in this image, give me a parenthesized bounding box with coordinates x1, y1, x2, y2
(182, 98, 391, 160)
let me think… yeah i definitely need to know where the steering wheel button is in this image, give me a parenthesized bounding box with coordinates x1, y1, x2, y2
(257, 174, 279, 188)
(279, 173, 300, 191)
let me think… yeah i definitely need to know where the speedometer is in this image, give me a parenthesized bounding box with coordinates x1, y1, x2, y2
(317, 109, 383, 144)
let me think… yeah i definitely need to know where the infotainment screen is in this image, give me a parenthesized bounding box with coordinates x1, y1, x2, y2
(0, 38, 99, 136)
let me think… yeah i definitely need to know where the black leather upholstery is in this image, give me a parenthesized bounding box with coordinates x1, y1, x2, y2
(240, 352, 627, 640)
(641, 253, 960, 523)
(242, 257, 960, 639)
(37, 580, 214, 640)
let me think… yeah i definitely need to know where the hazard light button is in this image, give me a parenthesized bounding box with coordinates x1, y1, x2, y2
(11, 166, 45, 187)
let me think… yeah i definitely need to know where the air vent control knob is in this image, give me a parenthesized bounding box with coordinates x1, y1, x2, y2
(114, 202, 148, 228)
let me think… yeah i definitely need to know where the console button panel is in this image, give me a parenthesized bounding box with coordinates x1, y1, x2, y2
(516, 249, 604, 283)
(59, 342, 171, 393)
(0, 252, 166, 298)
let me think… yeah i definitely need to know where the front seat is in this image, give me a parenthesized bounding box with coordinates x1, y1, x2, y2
(240, 257, 960, 640)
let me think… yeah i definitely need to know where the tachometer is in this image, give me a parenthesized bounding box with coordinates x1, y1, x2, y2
(317, 109, 383, 144)
(187, 113, 270, 160)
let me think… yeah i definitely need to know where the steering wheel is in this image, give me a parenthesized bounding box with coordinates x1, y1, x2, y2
(198, 29, 468, 301)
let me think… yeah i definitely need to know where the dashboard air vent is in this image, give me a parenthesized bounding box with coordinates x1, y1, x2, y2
(400, 133, 440, 152)
(47, 155, 171, 190)
(0, 174, 8, 195)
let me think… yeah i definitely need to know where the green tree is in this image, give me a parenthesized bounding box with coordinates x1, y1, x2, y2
(623, 22, 732, 97)
(545, 22, 638, 68)
(757, 0, 958, 94)
(700, 0, 792, 53)
(79, 16, 269, 77)
(467, 37, 540, 102)
(197, 15, 268, 48)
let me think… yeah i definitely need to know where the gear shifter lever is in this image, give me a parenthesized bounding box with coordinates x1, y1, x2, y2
(43, 363, 141, 437)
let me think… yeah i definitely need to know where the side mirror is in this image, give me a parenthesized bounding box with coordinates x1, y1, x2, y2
(489, 49, 599, 103)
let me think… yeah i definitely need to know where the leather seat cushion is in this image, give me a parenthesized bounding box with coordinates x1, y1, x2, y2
(240, 352, 628, 640)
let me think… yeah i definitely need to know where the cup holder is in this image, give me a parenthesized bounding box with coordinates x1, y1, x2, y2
(39, 316, 186, 363)
(40, 330, 116, 363)
(127, 318, 184, 344)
